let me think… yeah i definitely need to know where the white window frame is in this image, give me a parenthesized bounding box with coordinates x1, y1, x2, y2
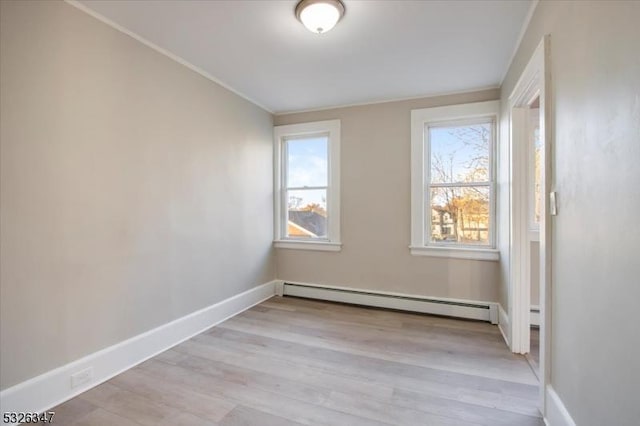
(410, 100, 500, 261)
(273, 120, 341, 252)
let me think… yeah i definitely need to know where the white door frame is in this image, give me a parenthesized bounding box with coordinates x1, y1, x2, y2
(508, 35, 552, 413)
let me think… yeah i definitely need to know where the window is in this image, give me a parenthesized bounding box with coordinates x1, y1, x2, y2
(273, 120, 341, 251)
(410, 101, 499, 261)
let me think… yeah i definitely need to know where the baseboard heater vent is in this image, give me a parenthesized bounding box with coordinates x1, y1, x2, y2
(281, 282, 498, 324)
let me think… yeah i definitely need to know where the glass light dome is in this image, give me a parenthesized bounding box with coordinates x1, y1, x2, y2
(295, 0, 345, 34)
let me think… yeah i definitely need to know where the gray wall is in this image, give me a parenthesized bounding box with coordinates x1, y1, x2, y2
(500, 1, 640, 425)
(274, 89, 501, 302)
(0, 0, 275, 390)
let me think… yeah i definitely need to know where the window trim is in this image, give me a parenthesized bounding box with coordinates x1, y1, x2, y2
(273, 120, 341, 250)
(410, 100, 500, 261)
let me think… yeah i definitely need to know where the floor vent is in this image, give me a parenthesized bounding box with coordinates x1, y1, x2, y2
(281, 282, 498, 324)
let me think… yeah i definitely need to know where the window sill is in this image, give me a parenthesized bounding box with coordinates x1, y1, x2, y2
(409, 246, 499, 261)
(274, 240, 342, 252)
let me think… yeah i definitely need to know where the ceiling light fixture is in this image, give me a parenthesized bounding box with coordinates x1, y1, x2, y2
(295, 0, 345, 34)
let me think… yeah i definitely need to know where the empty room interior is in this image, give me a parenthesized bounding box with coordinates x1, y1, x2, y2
(1, 0, 639, 425)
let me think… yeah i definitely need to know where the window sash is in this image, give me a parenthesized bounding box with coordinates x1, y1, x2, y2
(283, 187, 330, 240)
(425, 118, 495, 186)
(281, 136, 330, 241)
(429, 182, 490, 188)
(424, 118, 496, 248)
(425, 183, 494, 248)
(286, 186, 327, 191)
(282, 132, 329, 188)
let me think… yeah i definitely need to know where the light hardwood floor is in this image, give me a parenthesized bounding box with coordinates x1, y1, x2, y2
(527, 327, 540, 378)
(42, 297, 543, 425)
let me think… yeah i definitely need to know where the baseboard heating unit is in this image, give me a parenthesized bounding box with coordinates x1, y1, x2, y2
(279, 282, 499, 324)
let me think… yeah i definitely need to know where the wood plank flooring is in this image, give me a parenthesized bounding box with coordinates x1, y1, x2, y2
(42, 296, 543, 425)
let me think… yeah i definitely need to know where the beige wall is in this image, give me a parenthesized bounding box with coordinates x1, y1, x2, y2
(0, 1, 275, 390)
(501, 1, 640, 425)
(274, 89, 500, 302)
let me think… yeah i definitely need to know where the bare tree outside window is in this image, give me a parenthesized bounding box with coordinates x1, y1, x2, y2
(428, 121, 493, 245)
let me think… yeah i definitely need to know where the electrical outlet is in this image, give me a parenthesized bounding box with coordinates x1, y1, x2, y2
(70, 367, 93, 388)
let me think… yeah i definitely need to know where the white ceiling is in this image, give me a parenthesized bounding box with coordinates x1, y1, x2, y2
(74, 0, 533, 114)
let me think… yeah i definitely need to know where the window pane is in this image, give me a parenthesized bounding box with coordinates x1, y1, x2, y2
(429, 122, 491, 184)
(286, 189, 327, 238)
(286, 135, 328, 188)
(429, 186, 490, 245)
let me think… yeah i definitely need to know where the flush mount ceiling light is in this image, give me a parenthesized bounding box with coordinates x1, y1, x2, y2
(295, 0, 346, 34)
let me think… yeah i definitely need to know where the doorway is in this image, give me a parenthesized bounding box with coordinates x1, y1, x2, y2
(508, 35, 551, 413)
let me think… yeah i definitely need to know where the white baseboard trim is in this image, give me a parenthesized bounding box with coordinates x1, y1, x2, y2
(281, 280, 499, 324)
(545, 385, 576, 426)
(498, 304, 510, 347)
(275, 280, 285, 296)
(0, 280, 277, 421)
